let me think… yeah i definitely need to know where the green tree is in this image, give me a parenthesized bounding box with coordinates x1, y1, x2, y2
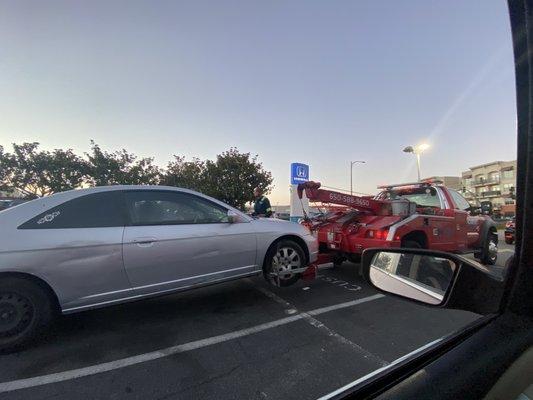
(203, 148, 273, 210)
(85, 141, 160, 186)
(0, 145, 12, 193)
(0, 142, 88, 197)
(161, 156, 207, 191)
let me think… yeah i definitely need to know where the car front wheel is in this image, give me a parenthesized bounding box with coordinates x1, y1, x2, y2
(264, 240, 305, 287)
(0, 277, 55, 353)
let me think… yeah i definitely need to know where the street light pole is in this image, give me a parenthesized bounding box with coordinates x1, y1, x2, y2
(350, 160, 365, 195)
(403, 144, 429, 182)
(416, 153, 421, 182)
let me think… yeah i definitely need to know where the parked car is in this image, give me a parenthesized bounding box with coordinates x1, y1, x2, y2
(0, 200, 11, 211)
(505, 217, 516, 244)
(0, 186, 318, 352)
(0, 199, 29, 211)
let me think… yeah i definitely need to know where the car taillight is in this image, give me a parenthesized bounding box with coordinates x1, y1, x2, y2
(366, 229, 389, 240)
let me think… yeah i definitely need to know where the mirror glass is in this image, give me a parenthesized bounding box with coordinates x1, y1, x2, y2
(369, 251, 457, 305)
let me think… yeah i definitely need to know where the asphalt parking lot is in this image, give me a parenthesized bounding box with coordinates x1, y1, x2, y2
(0, 234, 514, 400)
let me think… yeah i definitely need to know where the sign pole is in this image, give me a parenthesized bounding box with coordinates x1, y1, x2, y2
(289, 163, 310, 222)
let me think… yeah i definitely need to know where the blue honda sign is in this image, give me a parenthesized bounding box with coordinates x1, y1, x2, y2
(290, 163, 309, 185)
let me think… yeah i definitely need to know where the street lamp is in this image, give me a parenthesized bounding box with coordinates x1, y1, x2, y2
(403, 143, 430, 182)
(350, 160, 366, 195)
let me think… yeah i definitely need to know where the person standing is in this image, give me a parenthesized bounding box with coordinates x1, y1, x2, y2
(252, 187, 272, 217)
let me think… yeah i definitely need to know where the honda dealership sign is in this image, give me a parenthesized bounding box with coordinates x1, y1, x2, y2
(290, 163, 309, 184)
(290, 163, 310, 222)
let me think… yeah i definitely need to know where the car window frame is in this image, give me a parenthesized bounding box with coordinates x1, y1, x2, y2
(123, 189, 231, 227)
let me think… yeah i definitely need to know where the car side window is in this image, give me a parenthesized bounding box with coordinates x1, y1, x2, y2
(125, 191, 230, 226)
(18, 191, 126, 229)
(448, 189, 471, 211)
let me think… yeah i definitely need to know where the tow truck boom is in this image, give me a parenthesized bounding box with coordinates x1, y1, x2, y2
(297, 181, 391, 215)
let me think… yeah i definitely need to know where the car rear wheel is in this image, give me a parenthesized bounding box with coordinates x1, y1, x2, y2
(264, 240, 305, 287)
(0, 277, 55, 353)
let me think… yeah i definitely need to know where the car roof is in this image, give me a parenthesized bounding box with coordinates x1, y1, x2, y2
(0, 186, 248, 226)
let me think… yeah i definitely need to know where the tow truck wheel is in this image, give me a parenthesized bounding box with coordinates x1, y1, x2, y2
(332, 255, 345, 267)
(480, 233, 498, 265)
(264, 240, 305, 287)
(401, 240, 423, 249)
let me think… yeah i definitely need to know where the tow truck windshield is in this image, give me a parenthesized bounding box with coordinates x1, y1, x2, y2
(377, 187, 441, 208)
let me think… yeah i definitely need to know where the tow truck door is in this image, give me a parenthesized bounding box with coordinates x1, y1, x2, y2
(444, 188, 471, 251)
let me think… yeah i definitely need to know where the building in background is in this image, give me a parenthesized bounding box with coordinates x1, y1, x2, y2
(422, 176, 462, 190)
(461, 160, 516, 217)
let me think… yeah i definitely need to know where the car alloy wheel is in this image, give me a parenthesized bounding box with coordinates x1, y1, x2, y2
(272, 246, 302, 282)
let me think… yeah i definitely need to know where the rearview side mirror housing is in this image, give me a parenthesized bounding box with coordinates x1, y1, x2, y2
(227, 210, 239, 223)
(469, 206, 482, 216)
(361, 248, 505, 315)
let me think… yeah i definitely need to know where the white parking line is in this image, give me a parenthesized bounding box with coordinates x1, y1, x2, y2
(317, 337, 443, 400)
(0, 293, 385, 394)
(255, 286, 388, 367)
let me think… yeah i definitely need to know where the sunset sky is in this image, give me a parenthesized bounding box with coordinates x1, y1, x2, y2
(0, 0, 517, 203)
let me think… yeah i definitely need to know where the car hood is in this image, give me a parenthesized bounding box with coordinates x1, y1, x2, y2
(250, 217, 309, 235)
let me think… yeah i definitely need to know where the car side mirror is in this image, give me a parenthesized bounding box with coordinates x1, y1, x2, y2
(469, 207, 481, 216)
(361, 248, 505, 314)
(227, 210, 239, 223)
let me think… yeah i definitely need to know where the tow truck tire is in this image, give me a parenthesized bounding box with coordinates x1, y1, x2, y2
(263, 240, 305, 287)
(480, 232, 498, 265)
(401, 240, 423, 249)
(332, 255, 345, 267)
(0, 277, 55, 353)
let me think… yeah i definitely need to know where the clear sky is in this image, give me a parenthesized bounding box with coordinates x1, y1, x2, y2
(0, 0, 516, 204)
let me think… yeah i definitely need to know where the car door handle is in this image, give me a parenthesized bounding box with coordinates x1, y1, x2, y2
(133, 237, 157, 246)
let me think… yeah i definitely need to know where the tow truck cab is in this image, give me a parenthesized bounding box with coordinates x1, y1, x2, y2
(374, 183, 486, 253)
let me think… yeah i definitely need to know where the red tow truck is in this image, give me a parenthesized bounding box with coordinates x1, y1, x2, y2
(298, 180, 499, 265)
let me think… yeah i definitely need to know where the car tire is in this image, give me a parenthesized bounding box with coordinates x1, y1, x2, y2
(0, 277, 55, 353)
(480, 232, 498, 265)
(264, 240, 305, 287)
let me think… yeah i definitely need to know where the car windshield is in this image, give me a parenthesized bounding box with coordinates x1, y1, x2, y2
(0, 1, 517, 399)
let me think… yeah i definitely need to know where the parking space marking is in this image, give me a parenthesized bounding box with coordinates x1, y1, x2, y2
(317, 337, 443, 400)
(319, 275, 363, 292)
(255, 286, 388, 367)
(0, 293, 385, 394)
